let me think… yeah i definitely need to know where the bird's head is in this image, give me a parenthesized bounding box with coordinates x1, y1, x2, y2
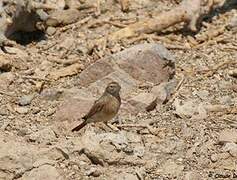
(105, 81, 121, 96)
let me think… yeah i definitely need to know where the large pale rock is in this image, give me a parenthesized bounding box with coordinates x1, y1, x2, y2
(151, 80, 177, 104)
(174, 100, 197, 118)
(71, 130, 143, 166)
(120, 100, 139, 117)
(128, 93, 157, 112)
(115, 44, 175, 83)
(0, 133, 66, 179)
(174, 100, 207, 119)
(219, 129, 237, 145)
(151, 83, 168, 104)
(0, 137, 36, 179)
(72, 130, 125, 166)
(55, 43, 175, 127)
(21, 165, 62, 180)
(28, 127, 57, 144)
(97, 132, 128, 150)
(86, 70, 139, 98)
(56, 98, 94, 120)
(223, 143, 237, 157)
(0, 72, 15, 90)
(38, 146, 69, 161)
(157, 160, 184, 177)
(54, 88, 96, 132)
(78, 43, 175, 97)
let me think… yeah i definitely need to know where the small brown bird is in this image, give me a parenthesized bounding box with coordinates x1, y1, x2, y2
(72, 81, 121, 132)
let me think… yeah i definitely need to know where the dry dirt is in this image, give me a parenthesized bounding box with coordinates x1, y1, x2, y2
(0, 0, 237, 179)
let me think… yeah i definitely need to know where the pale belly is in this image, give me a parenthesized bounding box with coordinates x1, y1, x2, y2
(87, 111, 116, 123)
(87, 96, 120, 123)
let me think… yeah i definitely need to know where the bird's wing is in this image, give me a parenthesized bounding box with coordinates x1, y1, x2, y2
(82, 96, 105, 120)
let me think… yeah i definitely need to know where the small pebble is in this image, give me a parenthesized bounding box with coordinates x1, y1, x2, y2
(45, 108, 56, 116)
(15, 107, 29, 114)
(210, 154, 218, 162)
(41, 89, 63, 101)
(46, 26, 56, 36)
(0, 107, 8, 116)
(17, 128, 29, 137)
(228, 14, 237, 28)
(32, 107, 41, 114)
(85, 167, 101, 177)
(19, 94, 34, 106)
(218, 96, 232, 105)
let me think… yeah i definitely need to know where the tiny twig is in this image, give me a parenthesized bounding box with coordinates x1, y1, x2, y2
(1, 120, 10, 130)
(87, 20, 127, 28)
(168, 74, 185, 104)
(116, 124, 148, 128)
(0, 90, 15, 97)
(48, 58, 79, 65)
(164, 44, 190, 50)
(28, 1, 58, 10)
(135, 170, 144, 180)
(222, 45, 237, 51)
(194, 36, 230, 49)
(197, 59, 237, 76)
(116, 124, 156, 135)
(60, 49, 70, 59)
(106, 21, 127, 28)
(21, 75, 51, 82)
(40, 42, 57, 52)
(60, 16, 92, 32)
(128, 34, 189, 50)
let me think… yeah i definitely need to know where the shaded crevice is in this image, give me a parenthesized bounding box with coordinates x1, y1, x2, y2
(0, 1, 48, 46)
(8, 30, 46, 45)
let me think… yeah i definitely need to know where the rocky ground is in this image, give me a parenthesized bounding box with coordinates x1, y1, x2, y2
(0, 0, 237, 179)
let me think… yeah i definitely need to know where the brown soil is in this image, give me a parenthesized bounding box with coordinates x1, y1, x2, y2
(0, 0, 237, 179)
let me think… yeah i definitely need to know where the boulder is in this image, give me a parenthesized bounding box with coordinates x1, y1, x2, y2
(128, 93, 157, 112)
(77, 43, 175, 98)
(21, 165, 62, 180)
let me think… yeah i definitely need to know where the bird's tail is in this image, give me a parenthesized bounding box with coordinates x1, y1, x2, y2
(71, 120, 87, 132)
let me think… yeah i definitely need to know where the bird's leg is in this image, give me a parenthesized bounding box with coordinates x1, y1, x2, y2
(111, 115, 122, 125)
